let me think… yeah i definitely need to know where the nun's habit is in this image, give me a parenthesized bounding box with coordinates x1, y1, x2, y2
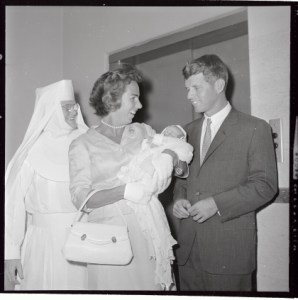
(5, 80, 88, 290)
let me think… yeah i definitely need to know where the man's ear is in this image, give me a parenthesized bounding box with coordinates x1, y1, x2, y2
(214, 79, 226, 94)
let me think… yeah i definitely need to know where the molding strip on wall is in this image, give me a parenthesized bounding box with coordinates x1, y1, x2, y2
(109, 8, 248, 65)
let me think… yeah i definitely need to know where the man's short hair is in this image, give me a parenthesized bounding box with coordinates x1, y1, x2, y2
(182, 54, 229, 87)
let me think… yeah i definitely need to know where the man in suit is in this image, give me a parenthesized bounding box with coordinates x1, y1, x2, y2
(173, 54, 278, 291)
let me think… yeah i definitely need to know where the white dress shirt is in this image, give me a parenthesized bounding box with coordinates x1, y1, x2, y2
(200, 102, 232, 158)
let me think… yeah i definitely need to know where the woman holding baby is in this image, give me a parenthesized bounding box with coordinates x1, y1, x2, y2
(68, 64, 193, 290)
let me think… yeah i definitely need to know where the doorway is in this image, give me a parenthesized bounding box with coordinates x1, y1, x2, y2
(109, 6, 250, 251)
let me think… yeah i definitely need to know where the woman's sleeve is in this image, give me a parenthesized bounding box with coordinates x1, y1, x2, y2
(69, 138, 125, 210)
(5, 160, 34, 260)
(69, 138, 96, 209)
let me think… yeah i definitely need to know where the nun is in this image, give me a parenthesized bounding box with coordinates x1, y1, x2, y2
(5, 80, 88, 290)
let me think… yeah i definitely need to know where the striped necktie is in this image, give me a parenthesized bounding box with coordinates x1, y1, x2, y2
(201, 118, 212, 165)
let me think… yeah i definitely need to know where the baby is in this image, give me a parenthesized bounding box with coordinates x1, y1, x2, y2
(117, 125, 193, 290)
(118, 124, 193, 186)
(155, 124, 186, 141)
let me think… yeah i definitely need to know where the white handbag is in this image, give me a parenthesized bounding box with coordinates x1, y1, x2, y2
(63, 197, 133, 265)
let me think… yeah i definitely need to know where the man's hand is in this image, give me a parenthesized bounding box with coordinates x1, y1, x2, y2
(173, 199, 191, 219)
(189, 197, 218, 223)
(5, 259, 24, 287)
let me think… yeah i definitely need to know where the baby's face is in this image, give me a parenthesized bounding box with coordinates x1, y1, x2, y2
(163, 126, 185, 139)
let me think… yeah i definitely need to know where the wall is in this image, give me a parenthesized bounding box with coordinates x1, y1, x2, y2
(5, 6, 64, 166)
(62, 6, 241, 126)
(248, 6, 290, 188)
(5, 6, 242, 163)
(248, 6, 290, 291)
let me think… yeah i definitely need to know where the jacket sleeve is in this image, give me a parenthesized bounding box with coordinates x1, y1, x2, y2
(5, 160, 34, 260)
(173, 177, 188, 202)
(213, 120, 278, 222)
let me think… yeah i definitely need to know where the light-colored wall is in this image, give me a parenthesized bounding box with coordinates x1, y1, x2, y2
(62, 6, 241, 126)
(248, 6, 290, 291)
(257, 203, 289, 291)
(5, 6, 242, 164)
(5, 6, 64, 165)
(248, 6, 290, 188)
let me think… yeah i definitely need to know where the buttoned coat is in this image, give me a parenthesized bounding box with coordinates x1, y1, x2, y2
(173, 108, 278, 275)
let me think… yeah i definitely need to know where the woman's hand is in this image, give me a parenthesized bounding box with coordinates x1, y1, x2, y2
(5, 259, 24, 287)
(162, 149, 189, 178)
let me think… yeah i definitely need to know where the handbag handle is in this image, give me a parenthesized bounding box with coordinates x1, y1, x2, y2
(72, 190, 128, 227)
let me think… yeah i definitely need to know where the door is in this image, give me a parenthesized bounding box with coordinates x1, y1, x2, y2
(109, 12, 250, 238)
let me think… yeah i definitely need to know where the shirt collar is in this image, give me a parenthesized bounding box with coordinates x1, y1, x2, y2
(204, 102, 231, 125)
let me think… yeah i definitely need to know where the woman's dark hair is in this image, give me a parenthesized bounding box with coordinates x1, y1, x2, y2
(89, 64, 143, 117)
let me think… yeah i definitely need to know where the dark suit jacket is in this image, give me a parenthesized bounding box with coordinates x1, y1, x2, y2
(173, 108, 278, 275)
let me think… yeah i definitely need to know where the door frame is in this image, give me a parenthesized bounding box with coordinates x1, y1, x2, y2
(109, 7, 248, 67)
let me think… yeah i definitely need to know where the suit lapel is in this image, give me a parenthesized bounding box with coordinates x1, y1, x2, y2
(199, 109, 239, 169)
